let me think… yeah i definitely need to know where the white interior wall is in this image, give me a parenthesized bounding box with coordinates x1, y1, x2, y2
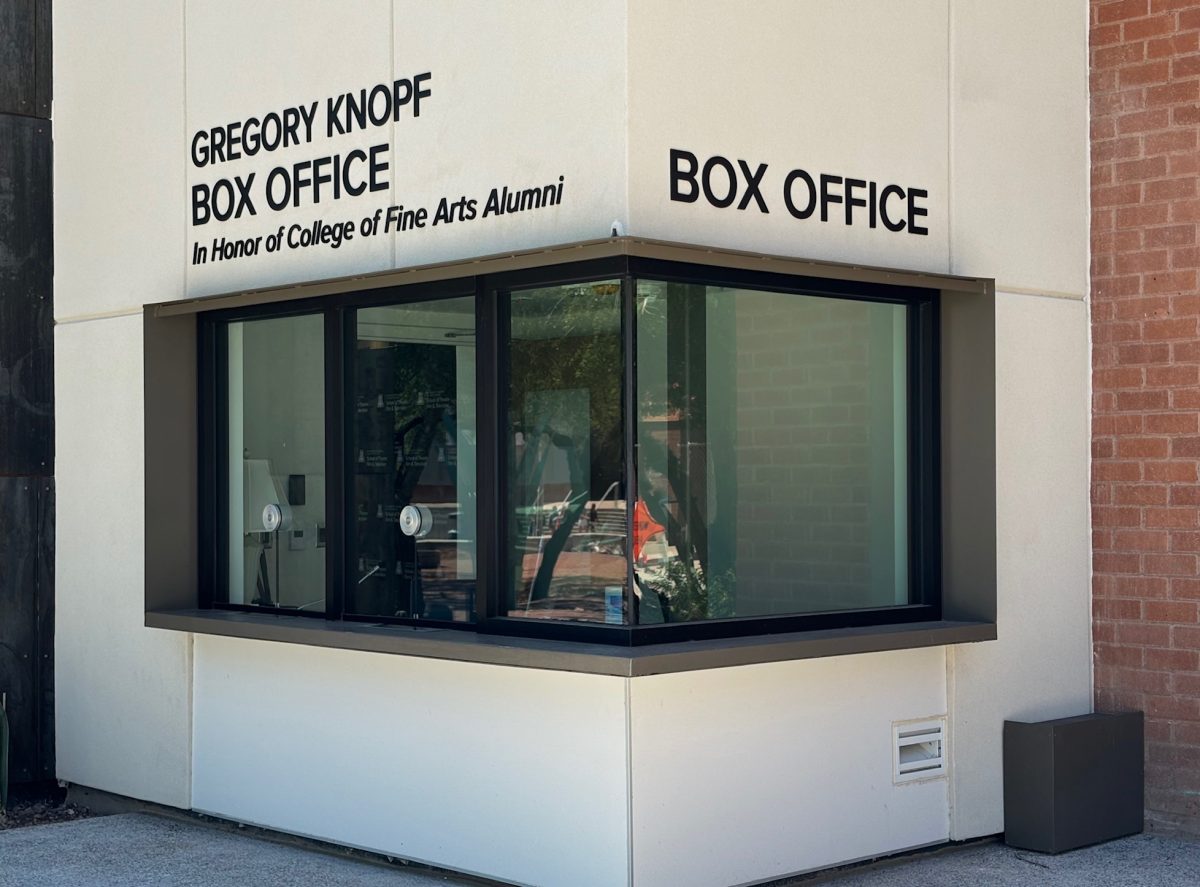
(192, 635, 630, 887)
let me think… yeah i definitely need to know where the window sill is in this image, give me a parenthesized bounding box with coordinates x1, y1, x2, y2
(146, 608, 996, 676)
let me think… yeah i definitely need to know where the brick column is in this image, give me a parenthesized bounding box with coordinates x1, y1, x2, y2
(1091, 0, 1200, 832)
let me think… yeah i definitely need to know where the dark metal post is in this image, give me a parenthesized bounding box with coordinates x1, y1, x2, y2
(0, 0, 55, 786)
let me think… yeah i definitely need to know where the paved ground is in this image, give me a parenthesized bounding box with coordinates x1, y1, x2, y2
(1, 812, 1198, 886)
(810, 832, 1200, 886)
(0, 814, 477, 887)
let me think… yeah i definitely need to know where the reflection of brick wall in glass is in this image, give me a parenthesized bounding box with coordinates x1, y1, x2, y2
(635, 282, 908, 622)
(733, 293, 907, 615)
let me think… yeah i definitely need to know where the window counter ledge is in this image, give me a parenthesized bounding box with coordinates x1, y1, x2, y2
(146, 608, 995, 676)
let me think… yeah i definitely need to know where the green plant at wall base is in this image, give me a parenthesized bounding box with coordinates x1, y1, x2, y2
(0, 696, 9, 814)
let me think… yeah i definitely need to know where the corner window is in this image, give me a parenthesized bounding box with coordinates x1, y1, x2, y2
(200, 257, 939, 644)
(634, 282, 911, 623)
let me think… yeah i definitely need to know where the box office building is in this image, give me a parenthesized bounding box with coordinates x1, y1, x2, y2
(52, 3, 1097, 885)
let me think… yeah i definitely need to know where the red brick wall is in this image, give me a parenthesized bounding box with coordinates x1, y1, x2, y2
(1091, 0, 1200, 832)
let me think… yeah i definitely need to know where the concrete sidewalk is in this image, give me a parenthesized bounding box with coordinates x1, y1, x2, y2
(1, 812, 1199, 886)
(0, 814, 479, 887)
(810, 832, 1200, 886)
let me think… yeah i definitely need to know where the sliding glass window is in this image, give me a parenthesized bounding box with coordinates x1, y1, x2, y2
(221, 312, 326, 613)
(349, 297, 477, 622)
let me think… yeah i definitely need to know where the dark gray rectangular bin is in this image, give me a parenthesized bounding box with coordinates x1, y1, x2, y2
(1003, 711, 1143, 853)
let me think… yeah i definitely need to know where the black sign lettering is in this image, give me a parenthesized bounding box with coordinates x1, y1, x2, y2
(673, 149, 930, 236)
(670, 149, 700, 203)
(737, 160, 769, 213)
(784, 169, 817, 219)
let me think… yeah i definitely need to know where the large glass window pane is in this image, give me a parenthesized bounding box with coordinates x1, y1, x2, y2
(350, 296, 477, 621)
(635, 282, 908, 623)
(506, 281, 626, 623)
(225, 313, 326, 611)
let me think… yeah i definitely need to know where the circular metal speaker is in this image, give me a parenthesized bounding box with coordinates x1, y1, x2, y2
(262, 503, 283, 533)
(399, 504, 434, 538)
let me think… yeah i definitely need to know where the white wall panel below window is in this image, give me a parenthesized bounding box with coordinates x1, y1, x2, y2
(191, 635, 630, 887)
(629, 647, 949, 887)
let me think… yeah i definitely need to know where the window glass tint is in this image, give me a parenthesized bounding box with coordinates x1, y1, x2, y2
(634, 281, 908, 623)
(208, 262, 931, 640)
(506, 281, 627, 623)
(350, 296, 477, 621)
(224, 313, 326, 612)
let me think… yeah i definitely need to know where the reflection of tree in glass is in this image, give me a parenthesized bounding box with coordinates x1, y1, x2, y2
(510, 285, 623, 610)
(510, 287, 622, 474)
(389, 345, 457, 503)
(634, 285, 733, 622)
(520, 431, 589, 606)
(362, 342, 458, 618)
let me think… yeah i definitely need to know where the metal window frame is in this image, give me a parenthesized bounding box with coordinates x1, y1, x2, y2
(146, 236, 996, 670)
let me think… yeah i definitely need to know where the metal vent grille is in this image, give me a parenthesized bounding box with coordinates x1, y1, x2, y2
(893, 718, 947, 784)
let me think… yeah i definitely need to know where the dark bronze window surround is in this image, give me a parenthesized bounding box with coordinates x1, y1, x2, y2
(145, 237, 997, 675)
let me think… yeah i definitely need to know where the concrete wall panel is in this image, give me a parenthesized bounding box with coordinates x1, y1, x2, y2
(184, 0, 628, 298)
(630, 649, 949, 887)
(627, 0, 950, 274)
(950, 2, 1089, 296)
(192, 636, 630, 887)
(184, 0, 394, 296)
(53, 0, 185, 319)
(55, 315, 192, 807)
(949, 293, 1092, 839)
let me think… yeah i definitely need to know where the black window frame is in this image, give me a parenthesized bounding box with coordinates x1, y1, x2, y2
(197, 255, 941, 648)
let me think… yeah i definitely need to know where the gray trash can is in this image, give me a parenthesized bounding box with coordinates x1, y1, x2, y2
(1003, 711, 1143, 853)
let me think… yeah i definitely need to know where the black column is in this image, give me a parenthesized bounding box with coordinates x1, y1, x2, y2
(0, 0, 54, 786)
